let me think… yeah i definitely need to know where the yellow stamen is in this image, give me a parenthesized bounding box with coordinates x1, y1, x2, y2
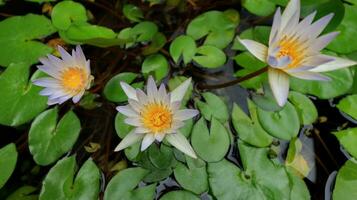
(141, 103, 173, 134)
(277, 35, 305, 68)
(60, 67, 87, 93)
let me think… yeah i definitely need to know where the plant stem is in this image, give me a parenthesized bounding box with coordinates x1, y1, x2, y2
(198, 66, 268, 90)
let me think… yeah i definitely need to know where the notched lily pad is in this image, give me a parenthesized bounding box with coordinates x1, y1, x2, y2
(0, 143, 18, 189)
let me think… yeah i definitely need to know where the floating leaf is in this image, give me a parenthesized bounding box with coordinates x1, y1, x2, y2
(242, 0, 276, 16)
(104, 167, 156, 200)
(0, 143, 17, 188)
(286, 138, 311, 177)
(257, 102, 300, 140)
(169, 35, 197, 64)
(231, 101, 273, 147)
(39, 157, 100, 200)
(6, 185, 37, 200)
(148, 145, 175, 170)
(123, 4, 143, 22)
(0, 63, 47, 126)
(290, 68, 354, 99)
(337, 94, 357, 120)
(29, 108, 81, 166)
(287, 168, 310, 200)
(333, 160, 357, 200)
(131, 21, 158, 42)
(142, 32, 166, 55)
(288, 91, 318, 125)
(191, 118, 230, 162)
(51, 1, 87, 30)
(0, 14, 55, 67)
(232, 26, 271, 50)
(333, 128, 357, 159)
(195, 92, 229, 123)
(141, 54, 169, 81)
(103, 72, 139, 103)
(160, 191, 200, 200)
(192, 45, 226, 68)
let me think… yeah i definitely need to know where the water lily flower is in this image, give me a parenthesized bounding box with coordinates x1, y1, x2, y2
(33, 45, 93, 105)
(115, 76, 198, 158)
(239, 0, 357, 106)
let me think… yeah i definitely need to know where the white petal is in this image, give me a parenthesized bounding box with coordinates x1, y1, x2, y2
(155, 134, 165, 142)
(289, 71, 331, 81)
(128, 99, 143, 113)
(37, 65, 60, 78)
(310, 55, 357, 72)
(74, 45, 86, 66)
(147, 76, 158, 101)
(170, 77, 191, 103)
(33, 78, 60, 88)
(58, 46, 74, 64)
(124, 117, 142, 126)
(268, 55, 292, 68)
(238, 38, 268, 62)
(158, 84, 169, 104)
(301, 54, 334, 67)
(284, 66, 316, 73)
(268, 68, 290, 107)
(72, 90, 84, 103)
(270, 8, 282, 45)
(280, 0, 300, 32)
(39, 88, 56, 96)
(170, 101, 181, 112)
(305, 13, 334, 39)
(134, 127, 150, 134)
(174, 109, 199, 121)
(295, 11, 316, 33)
(141, 134, 155, 151)
(310, 32, 339, 52)
(114, 131, 144, 151)
(136, 89, 149, 105)
(166, 132, 197, 159)
(116, 105, 138, 117)
(120, 82, 138, 101)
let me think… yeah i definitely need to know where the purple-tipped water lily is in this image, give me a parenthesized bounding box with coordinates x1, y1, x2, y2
(239, 0, 356, 106)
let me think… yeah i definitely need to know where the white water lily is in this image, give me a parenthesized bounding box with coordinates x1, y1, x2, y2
(33, 45, 93, 105)
(239, 0, 357, 106)
(114, 76, 198, 158)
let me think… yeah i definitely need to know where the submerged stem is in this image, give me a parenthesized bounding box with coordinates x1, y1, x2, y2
(198, 66, 268, 90)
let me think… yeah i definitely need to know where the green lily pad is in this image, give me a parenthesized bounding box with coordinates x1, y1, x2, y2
(131, 21, 158, 42)
(29, 108, 81, 166)
(195, 92, 229, 123)
(0, 63, 47, 126)
(232, 26, 271, 50)
(333, 128, 357, 159)
(191, 118, 230, 162)
(160, 191, 200, 200)
(148, 144, 175, 170)
(0, 143, 17, 188)
(169, 35, 197, 64)
(123, 4, 143, 22)
(142, 32, 166, 55)
(173, 157, 208, 194)
(288, 91, 318, 125)
(6, 185, 38, 200)
(104, 167, 156, 200)
(290, 68, 354, 99)
(333, 160, 357, 200)
(141, 53, 169, 81)
(0, 14, 55, 67)
(242, 0, 276, 16)
(337, 94, 357, 120)
(257, 102, 300, 140)
(231, 101, 273, 147)
(287, 168, 310, 200)
(39, 157, 100, 200)
(192, 45, 226, 68)
(103, 72, 139, 103)
(51, 1, 87, 30)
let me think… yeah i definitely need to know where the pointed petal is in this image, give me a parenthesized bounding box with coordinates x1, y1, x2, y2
(33, 77, 60, 88)
(305, 13, 334, 39)
(58, 46, 74, 64)
(280, 0, 300, 32)
(310, 55, 357, 72)
(284, 66, 316, 73)
(238, 38, 268, 62)
(114, 131, 144, 151)
(170, 77, 191, 103)
(134, 127, 150, 134)
(37, 65, 60, 78)
(174, 109, 199, 120)
(155, 134, 165, 142)
(270, 8, 282, 45)
(120, 82, 138, 101)
(128, 99, 143, 113)
(310, 32, 339, 52)
(116, 105, 138, 117)
(268, 68, 290, 107)
(147, 76, 158, 102)
(72, 90, 84, 103)
(136, 89, 149, 105)
(124, 117, 142, 126)
(301, 54, 334, 67)
(158, 84, 169, 104)
(141, 134, 155, 151)
(289, 71, 331, 81)
(166, 132, 197, 158)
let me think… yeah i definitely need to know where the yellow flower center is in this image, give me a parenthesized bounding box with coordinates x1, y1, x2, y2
(60, 67, 87, 93)
(277, 36, 305, 68)
(141, 103, 173, 134)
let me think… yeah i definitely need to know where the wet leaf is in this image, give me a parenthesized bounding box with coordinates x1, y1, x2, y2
(160, 191, 200, 200)
(51, 1, 87, 30)
(290, 68, 354, 99)
(191, 118, 230, 162)
(333, 128, 357, 159)
(103, 72, 139, 103)
(141, 54, 169, 81)
(242, 0, 276, 16)
(287, 168, 310, 200)
(142, 32, 166, 55)
(192, 45, 226, 68)
(337, 94, 357, 120)
(0, 143, 17, 189)
(195, 92, 229, 123)
(169, 35, 197, 64)
(257, 102, 300, 140)
(288, 91, 318, 125)
(39, 157, 100, 200)
(333, 160, 357, 200)
(148, 145, 175, 170)
(0, 63, 47, 126)
(286, 138, 311, 177)
(104, 167, 156, 200)
(123, 4, 143, 22)
(6, 185, 37, 200)
(131, 21, 158, 42)
(0, 14, 55, 67)
(231, 101, 273, 147)
(173, 157, 208, 194)
(29, 108, 81, 166)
